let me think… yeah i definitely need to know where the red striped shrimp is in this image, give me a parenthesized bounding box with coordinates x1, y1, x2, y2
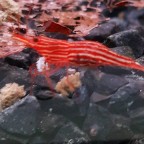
(12, 33, 144, 72)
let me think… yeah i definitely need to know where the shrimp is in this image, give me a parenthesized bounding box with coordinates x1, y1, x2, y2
(12, 33, 144, 72)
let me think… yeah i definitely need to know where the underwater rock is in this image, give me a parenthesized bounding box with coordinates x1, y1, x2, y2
(129, 107, 144, 134)
(90, 92, 111, 103)
(0, 96, 40, 136)
(84, 70, 128, 95)
(126, 9, 144, 28)
(4, 47, 39, 70)
(38, 96, 79, 120)
(82, 103, 114, 141)
(137, 55, 144, 66)
(112, 46, 135, 59)
(38, 113, 68, 135)
(108, 83, 140, 115)
(0, 128, 27, 144)
(33, 85, 54, 100)
(0, 61, 30, 92)
(0, 139, 23, 144)
(106, 29, 144, 58)
(73, 85, 90, 117)
(5, 52, 31, 70)
(94, 73, 128, 95)
(85, 18, 127, 42)
(50, 121, 90, 144)
(107, 114, 133, 141)
(100, 66, 133, 76)
(27, 135, 50, 144)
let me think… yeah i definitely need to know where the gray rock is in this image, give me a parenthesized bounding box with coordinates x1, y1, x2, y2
(90, 92, 111, 103)
(73, 85, 90, 116)
(105, 29, 144, 58)
(0, 61, 30, 92)
(107, 114, 133, 141)
(33, 85, 54, 100)
(38, 113, 68, 135)
(83, 103, 114, 141)
(112, 46, 135, 59)
(5, 52, 31, 70)
(51, 122, 90, 144)
(84, 70, 128, 95)
(126, 9, 144, 28)
(136, 56, 144, 66)
(27, 135, 48, 144)
(108, 83, 140, 115)
(129, 107, 144, 134)
(0, 96, 40, 136)
(0, 128, 27, 144)
(4, 48, 39, 70)
(85, 18, 127, 42)
(39, 96, 79, 120)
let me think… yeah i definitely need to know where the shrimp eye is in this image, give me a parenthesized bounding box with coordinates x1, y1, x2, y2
(33, 37, 39, 42)
(15, 28, 27, 34)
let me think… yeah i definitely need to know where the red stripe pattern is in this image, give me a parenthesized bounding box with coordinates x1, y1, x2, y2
(12, 34, 144, 71)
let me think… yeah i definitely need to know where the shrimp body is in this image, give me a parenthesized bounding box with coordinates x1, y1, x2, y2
(12, 33, 144, 71)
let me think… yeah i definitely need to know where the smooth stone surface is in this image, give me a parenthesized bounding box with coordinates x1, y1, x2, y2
(108, 83, 140, 115)
(84, 70, 128, 95)
(112, 46, 135, 59)
(51, 122, 90, 144)
(85, 18, 127, 42)
(83, 103, 113, 141)
(38, 113, 68, 135)
(0, 61, 30, 92)
(0, 96, 40, 136)
(106, 29, 144, 58)
(5, 52, 31, 70)
(129, 107, 144, 134)
(38, 96, 79, 120)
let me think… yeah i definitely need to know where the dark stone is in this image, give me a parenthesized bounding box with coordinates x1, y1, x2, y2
(4, 48, 39, 70)
(51, 122, 90, 144)
(0, 128, 28, 144)
(126, 9, 144, 28)
(38, 113, 68, 135)
(112, 46, 135, 59)
(100, 66, 133, 76)
(33, 85, 54, 100)
(108, 83, 140, 115)
(95, 73, 128, 95)
(135, 26, 144, 38)
(5, 52, 32, 70)
(22, 48, 39, 64)
(73, 85, 90, 116)
(90, 92, 111, 103)
(0, 61, 30, 92)
(0, 96, 40, 136)
(105, 29, 144, 58)
(0, 139, 23, 144)
(84, 70, 128, 95)
(107, 115, 133, 141)
(45, 32, 69, 40)
(85, 18, 127, 42)
(27, 135, 48, 144)
(136, 56, 144, 65)
(82, 104, 114, 141)
(129, 107, 144, 134)
(82, 69, 98, 95)
(38, 96, 79, 120)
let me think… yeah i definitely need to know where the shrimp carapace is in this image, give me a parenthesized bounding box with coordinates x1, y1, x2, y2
(12, 33, 144, 72)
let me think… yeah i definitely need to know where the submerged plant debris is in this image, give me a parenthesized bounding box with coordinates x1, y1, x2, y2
(0, 83, 26, 110)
